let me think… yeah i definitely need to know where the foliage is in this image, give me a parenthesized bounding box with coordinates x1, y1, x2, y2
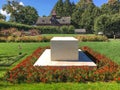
(63, 0, 73, 16)
(0, 35, 108, 42)
(71, 0, 101, 33)
(0, 14, 6, 21)
(76, 35, 108, 42)
(94, 14, 111, 34)
(80, 4, 101, 33)
(2, 0, 24, 22)
(0, 21, 75, 34)
(15, 6, 39, 25)
(52, 0, 75, 17)
(2, 0, 38, 25)
(4, 46, 120, 83)
(52, 0, 63, 17)
(0, 21, 33, 30)
(101, 1, 120, 15)
(94, 14, 120, 37)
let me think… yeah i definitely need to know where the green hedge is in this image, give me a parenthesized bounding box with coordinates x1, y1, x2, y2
(0, 21, 75, 34)
(0, 35, 108, 42)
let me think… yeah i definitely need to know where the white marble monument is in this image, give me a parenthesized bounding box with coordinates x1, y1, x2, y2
(51, 37, 78, 61)
(34, 37, 96, 67)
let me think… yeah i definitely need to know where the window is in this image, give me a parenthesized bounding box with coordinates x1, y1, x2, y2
(42, 20, 45, 22)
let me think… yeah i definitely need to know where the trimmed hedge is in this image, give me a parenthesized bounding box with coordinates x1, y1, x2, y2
(0, 21, 75, 34)
(0, 35, 108, 42)
(76, 35, 108, 42)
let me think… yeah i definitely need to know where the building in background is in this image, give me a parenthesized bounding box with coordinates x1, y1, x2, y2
(36, 10, 71, 26)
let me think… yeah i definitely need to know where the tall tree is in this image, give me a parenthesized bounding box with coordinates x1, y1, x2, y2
(101, 0, 120, 15)
(94, 14, 111, 34)
(52, 0, 75, 17)
(2, 0, 38, 25)
(80, 4, 101, 33)
(63, 0, 71, 16)
(2, 0, 23, 22)
(94, 13, 120, 38)
(15, 6, 38, 25)
(53, 0, 63, 16)
(72, 0, 101, 33)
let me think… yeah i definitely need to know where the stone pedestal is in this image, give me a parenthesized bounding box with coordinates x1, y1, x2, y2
(51, 37, 78, 61)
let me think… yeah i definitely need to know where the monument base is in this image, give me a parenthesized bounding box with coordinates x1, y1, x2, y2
(34, 49, 97, 67)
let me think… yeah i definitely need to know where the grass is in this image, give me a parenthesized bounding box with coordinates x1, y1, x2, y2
(80, 39, 120, 64)
(41, 34, 93, 37)
(0, 42, 49, 78)
(0, 81, 120, 90)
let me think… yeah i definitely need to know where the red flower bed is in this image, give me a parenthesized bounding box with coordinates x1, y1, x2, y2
(5, 46, 120, 83)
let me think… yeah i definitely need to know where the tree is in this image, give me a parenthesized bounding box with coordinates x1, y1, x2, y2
(63, 0, 72, 16)
(94, 13, 120, 38)
(53, 0, 63, 16)
(94, 14, 111, 34)
(72, 0, 101, 33)
(2, 0, 38, 25)
(108, 14, 120, 38)
(71, 0, 90, 28)
(101, 1, 120, 15)
(2, 0, 23, 22)
(80, 4, 101, 33)
(15, 6, 38, 25)
(0, 14, 6, 20)
(52, 0, 75, 17)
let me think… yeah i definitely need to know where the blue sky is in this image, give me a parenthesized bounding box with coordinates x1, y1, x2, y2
(0, 0, 108, 17)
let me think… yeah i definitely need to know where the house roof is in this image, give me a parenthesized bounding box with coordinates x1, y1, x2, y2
(36, 17, 51, 25)
(36, 16, 71, 25)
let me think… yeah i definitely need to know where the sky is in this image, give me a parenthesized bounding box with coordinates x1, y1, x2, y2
(0, 0, 108, 20)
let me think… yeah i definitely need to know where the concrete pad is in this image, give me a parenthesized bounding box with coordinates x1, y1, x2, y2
(34, 49, 97, 67)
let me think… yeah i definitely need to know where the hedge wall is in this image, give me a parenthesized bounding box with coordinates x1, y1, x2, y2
(0, 21, 75, 34)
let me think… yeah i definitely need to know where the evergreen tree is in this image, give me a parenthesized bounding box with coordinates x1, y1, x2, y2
(71, 0, 101, 33)
(80, 4, 101, 33)
(101, 0, 120, 15)
(52, 0, 75, 17)
(53, 0, 63, 16)
(63, 0, 71, 16)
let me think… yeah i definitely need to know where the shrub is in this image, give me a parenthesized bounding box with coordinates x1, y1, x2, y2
(76, 35, 108, 42)
(0, 21, 75, 34)
(0, 37, 6, 42)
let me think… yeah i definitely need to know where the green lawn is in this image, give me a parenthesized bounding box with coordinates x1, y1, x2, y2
(41, 34, 93, 37)
(80, 40, 120, 64)
(0, 42, 49, 78)
(0, 81, 120, 90)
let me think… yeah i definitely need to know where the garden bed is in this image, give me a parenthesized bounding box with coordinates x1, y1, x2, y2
(0, 54, 27, 66)
(4, 46, 120, 83)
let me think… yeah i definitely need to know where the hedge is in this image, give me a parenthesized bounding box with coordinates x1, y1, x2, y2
(0, 21, 75, 34)
(0, 35, 108, 42)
